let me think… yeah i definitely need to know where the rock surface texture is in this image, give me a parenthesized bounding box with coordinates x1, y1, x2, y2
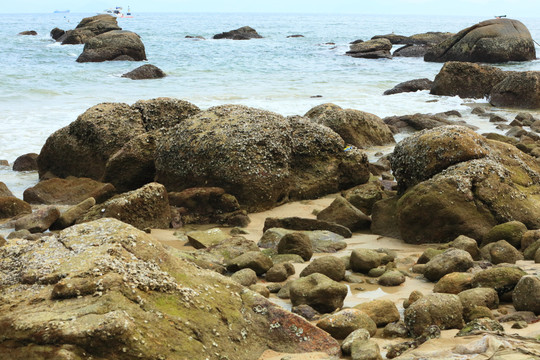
(155, 105, 370, 211)
(0, 219, 341, 359)
(76, 30, 147, 62)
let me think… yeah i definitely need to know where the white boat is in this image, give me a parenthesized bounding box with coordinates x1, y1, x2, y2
(101, 6, 133, 18)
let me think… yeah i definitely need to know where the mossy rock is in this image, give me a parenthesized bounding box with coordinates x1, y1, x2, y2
(482, 221, 528, 248)
(471, 266, 526, 297)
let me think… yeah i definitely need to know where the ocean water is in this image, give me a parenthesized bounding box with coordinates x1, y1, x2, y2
(1, 12, 540, 198)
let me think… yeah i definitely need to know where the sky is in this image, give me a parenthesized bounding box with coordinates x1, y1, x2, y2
(1, 0, 538, 17)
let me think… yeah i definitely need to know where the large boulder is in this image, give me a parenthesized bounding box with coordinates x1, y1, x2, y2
(430, 62, 508, 99)
(154, 105, 370, 211)
(404, 293, 464, 337)
(425, 18, 536, 63)
(76, 30, 147, 62)
(490, 71, 540, 109)
(304, 103, 395, 148)
(76, 182, 171, 230)
(213, 26, 263, 40)
(61, 14, 121, 45)
(38, 103, 146, 180)
(391, 125, 490, 192)
(346, 38, 392, 59)
(289, 273, 348, 313)
(376, 125, 540, 243)
(0, 218, 341, 359)
(23, 177, 115, 205)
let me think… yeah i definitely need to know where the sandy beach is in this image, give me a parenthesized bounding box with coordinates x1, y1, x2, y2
(149, 195, 540, 360)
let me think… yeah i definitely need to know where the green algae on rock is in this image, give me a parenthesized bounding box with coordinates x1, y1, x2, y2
(0, 218, 341, 359)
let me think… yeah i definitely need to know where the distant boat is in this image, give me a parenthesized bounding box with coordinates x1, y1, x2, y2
(101, 6, 133, 18)
(53, 10, 70, 13)
(495, 15, 507, 19)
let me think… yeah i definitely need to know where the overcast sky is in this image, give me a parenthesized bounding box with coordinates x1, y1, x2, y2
(1, 0, 538, 17)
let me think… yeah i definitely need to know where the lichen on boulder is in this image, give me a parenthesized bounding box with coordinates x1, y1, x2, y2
(0, 218, 341, 359)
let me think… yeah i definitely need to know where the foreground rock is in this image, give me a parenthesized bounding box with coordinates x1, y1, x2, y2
(0, 218, 341, 359)
(60, 14, 121, 45)
(305, 103, 395, 148)
(76, 30, 147, 62)
(373, 125, 540, 243)
(77, 182, 171, 229)
(213, 26, 263, 40)
(346, 38, 392, 59)
(122, 64, 166, 80)
(155, 105, 370, 211)
(425, 18, 536, 63)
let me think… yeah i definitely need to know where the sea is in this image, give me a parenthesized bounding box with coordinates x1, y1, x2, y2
(1, 12, 540, 199)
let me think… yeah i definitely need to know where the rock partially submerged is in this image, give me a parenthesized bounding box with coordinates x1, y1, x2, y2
(122, 64, 166, 80)
(346, 38, 392, 59)
(430, 61, 508, 99)
(383, 78, 433, 95)
(425, 18, 536, 63)
(0, 218, 341, 359)
(213, 26, 263, 40)
(77, 30, 147, 62)
(60, 14, 121, 45)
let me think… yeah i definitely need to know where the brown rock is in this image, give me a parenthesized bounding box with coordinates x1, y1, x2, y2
(0, 197, 32, 219)
(23, 177, 115, 205)
(14, 206, 60, 233)
(12, 153, 38, 171)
